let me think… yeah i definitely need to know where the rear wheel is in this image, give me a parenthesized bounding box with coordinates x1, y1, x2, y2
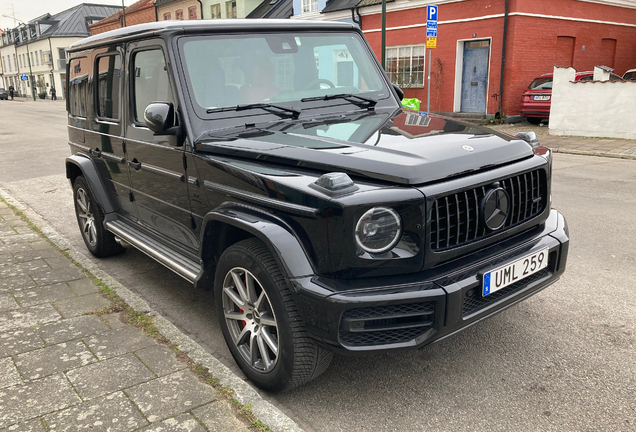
(73, 176, 123, 258)
(215, 238, 333, 392)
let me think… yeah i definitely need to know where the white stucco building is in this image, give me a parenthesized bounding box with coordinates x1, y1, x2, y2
(0, 4, 119, 99)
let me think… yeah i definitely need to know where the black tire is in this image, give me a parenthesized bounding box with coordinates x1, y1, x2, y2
(527, 117, 544, 125)
(72, 176, 124, 258)
(214, 238, 333, 392)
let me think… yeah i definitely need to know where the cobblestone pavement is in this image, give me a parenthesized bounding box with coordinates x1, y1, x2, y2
(0, 201, 251, 432)
(488, 122, 636, 159)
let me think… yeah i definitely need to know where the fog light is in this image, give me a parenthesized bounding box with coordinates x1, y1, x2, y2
(355, 207, 402, 254)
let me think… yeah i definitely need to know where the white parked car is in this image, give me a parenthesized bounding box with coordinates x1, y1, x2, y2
(623, 68, 636, 81)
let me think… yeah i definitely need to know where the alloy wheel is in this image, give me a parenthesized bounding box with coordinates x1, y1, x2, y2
(222, 267, 279, 373)
(76, 188, 97, 247)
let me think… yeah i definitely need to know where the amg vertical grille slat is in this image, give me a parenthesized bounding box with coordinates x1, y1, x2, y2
(445, 196, 451, 249)
(430, 169, 547, 251)
(472, 188, 479, 241)
(516, 176, 523, 224)
(464, 191, 470, 243)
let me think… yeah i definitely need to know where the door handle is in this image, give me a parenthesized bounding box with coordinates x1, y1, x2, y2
(89, 148, 102, 157)
(128, 160, 141, 170)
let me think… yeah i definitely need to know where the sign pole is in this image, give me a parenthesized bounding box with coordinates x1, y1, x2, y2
(427, 48, 431, 113)
(381, 0, 386, 69)
(425, 5, 438, 114)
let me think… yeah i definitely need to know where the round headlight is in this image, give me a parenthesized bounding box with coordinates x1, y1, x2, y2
(355, 207, 402, 254)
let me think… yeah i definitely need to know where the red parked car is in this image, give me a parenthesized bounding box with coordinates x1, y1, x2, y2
(519, 71, 623, 124)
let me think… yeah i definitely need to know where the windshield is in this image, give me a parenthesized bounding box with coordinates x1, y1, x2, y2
(180, 32, 387, 112)
(528, 78, 553, 90)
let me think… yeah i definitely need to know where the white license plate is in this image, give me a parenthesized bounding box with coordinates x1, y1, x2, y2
(482, 248, 549, 296)
(533, 95, 550, 101)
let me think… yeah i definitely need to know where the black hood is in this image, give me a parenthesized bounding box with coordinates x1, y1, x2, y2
(195, 110, 534, 185)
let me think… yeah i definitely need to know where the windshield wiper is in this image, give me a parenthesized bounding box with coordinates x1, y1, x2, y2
(206, 103, 301, 119)
(300, 93, 378, 108)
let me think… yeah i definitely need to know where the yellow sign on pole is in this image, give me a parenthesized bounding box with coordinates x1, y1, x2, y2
(427, 37, 437, 49)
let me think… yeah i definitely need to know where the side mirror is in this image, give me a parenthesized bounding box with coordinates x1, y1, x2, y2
(144, 102, 174, 133)
(515, 131, 540, 149)
(392, 83, 404, 101)
(143, 102, 184, 146)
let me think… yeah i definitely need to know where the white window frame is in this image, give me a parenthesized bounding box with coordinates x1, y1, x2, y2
(385, 44, 426, 89)
(301, 0, 318, 13)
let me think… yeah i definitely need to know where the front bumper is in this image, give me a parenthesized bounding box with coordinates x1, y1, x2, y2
(289, 209, 569, 355)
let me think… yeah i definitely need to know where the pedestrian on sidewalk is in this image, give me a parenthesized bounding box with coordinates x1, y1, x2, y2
(8, 85, 14, 100)
(51, 87, 57, 101)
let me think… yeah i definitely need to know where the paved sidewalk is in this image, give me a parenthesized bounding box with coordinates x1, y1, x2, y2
(0, 201, 251, 432)
(488, 123, 636, 160)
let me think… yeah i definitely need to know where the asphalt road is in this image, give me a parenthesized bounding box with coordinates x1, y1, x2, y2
(1, 101, 634, 431)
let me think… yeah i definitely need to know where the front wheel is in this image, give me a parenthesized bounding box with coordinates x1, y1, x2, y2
(214, 238, 333, 392)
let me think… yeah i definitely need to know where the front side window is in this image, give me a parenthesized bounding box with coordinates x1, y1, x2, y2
(210, 4, 221, 18)
(132, 49, 171, 122)
(301, 0, 317, 13)
(176, 9, 184, 20)
(226, 1, 236, 18)
(96, 54, 121, 119)
(188, 6, 197, 19)
(385, 45, 425, 88)
(69, 57, 88, 117)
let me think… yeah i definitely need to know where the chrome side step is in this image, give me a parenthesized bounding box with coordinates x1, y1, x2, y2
(105, 220, 200, 282)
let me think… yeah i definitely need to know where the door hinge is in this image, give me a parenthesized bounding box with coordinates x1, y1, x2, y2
(122, 141, 127, 153)
(129, 191, 134, 202)
(182, 153, 187, 170)
(190, 215, 196, 230)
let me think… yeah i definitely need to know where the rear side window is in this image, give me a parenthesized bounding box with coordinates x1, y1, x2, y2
(69, 57, 88, 117)
(528, 78, 552, 90)
(132, 49, 171, 122)
(96, 54, 122, 120)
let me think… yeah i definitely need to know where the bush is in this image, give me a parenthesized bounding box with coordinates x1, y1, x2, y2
(38, 92, 47, 99)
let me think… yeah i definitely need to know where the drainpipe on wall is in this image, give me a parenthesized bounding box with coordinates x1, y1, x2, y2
(498, 0, 509, 116)
(197, 0, 204, 18)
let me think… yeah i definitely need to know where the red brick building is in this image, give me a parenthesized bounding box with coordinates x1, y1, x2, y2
(89, 0, 156, 35)
(296, 0, 636, 116)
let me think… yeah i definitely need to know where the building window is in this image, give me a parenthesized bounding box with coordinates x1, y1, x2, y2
(188, 6, 197, 19)
(163, 12, 171, 20)
(176, 9, 184, 20)
(226, 1, 237, 18)
(385, 45, 426, 88)
(96, 54, 122, 120)
(210, 4, 221, 18)
(35, 51, 39, 66)
(301, 0, 317, 13)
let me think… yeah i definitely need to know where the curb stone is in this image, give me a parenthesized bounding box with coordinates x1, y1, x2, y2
(0, 186, 304, 432)
(551, 147, 636, 160)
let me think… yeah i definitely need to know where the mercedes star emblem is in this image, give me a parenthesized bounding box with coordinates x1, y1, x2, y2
(482, 187, 510, 231)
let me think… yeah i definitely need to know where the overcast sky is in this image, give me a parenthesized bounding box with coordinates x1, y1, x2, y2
(0, 0, 136, 30)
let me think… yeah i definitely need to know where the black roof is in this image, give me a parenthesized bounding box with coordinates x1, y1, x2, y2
(68, 19, 356, 52)
(24, 4, 119, 44)
(247, 0, 294, 19)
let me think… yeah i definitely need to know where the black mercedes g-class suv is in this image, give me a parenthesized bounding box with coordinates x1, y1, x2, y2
(65, 20, 569, 392)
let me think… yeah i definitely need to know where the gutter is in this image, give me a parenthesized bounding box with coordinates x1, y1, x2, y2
(498, 0, 509, 116)
(197, 0, 204, 18)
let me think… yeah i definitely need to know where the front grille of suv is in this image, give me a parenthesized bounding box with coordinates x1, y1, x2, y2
(462, 253, 554, 317)
(339, 302, 435, 347)
(430, 169, 547, 251)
